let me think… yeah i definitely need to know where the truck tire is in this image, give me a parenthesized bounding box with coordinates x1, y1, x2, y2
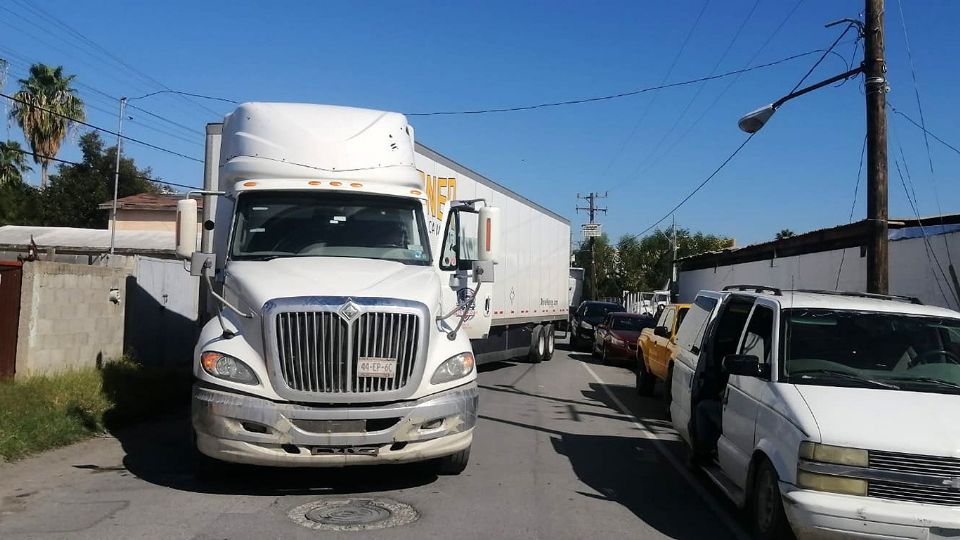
(543, 324, 555, 361)
(751, 459, 793, 540)
(636, 352, 655, 396)
(436, 446, 471, 475)
(528, 325, 545, 363)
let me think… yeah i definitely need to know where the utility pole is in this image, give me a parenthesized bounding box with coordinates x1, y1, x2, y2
(108, 96, 127, 259)
(864, 0, 889, 294)
(671, 214, 678, 301)
(576, 192, 607, 300)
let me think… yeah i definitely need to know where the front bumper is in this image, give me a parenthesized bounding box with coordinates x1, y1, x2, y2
(782, 485, 960, 540)
(193, 382, 478, 467)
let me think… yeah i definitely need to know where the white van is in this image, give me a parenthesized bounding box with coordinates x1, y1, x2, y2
(670, 286, 960, 539)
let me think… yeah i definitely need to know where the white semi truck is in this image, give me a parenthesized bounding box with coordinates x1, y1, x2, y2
(175, 103, 569, 473)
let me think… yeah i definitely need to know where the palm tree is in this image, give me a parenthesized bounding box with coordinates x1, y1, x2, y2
(9, 64, 85, 187)
(0, 140, 32, 185)
(775, 229, 795, 241)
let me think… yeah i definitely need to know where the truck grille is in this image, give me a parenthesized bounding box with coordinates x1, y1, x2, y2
(870, 450, 960, 477)
(868, 480, 960, 506)
(275, 311, 421, 394)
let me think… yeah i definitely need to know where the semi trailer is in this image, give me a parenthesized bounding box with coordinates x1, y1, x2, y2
(175, 102, 569, 473)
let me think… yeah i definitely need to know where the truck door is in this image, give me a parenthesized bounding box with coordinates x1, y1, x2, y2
(438, 206, 493, 340)
(718, 300, 777, 490)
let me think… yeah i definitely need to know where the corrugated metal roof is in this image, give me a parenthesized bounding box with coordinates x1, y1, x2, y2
(0, 225, 176, 254)
(96, 193, 203, 211)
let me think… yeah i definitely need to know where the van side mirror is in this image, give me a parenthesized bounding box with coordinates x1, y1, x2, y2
(723, 354, 770, 378)
(478, 206, 500, 264)
(654, 326, 670, 338)
(176, 198, 198, 259)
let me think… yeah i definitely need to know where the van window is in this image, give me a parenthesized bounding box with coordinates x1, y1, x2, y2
(739, 305, 774, 364)
(676, 295, 719, 354)
(710, 296, 755, 363)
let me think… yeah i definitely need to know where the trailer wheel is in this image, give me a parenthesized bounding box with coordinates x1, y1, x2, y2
(543, 324, 555, 361)
(436, 446, 471, 475)
(528, 325, 545, 363)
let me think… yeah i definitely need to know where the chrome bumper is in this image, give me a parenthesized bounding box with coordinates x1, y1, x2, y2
(192, 382, 478, 467)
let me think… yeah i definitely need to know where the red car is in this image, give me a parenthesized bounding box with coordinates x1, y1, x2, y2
(592, 312, 656, 364)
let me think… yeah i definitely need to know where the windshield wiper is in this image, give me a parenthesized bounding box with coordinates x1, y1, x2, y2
(791, 369, 900, 389)
(884, 376, 960, 391)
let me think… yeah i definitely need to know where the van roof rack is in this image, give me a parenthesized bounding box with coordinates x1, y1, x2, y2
(722, 284, 783, 296)
(793, 289, 923, 305)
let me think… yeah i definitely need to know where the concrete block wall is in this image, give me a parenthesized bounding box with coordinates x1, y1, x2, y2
(15, 261, 128, 377)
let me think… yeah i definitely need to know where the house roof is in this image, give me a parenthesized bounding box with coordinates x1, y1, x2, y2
(0, 225, 177, 255)
(678, 213, 960, 272)
(97, 193, 203, 211)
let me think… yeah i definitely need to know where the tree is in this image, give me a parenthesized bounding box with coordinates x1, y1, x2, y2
(0, 140, 32, 186)
(42, 132, 159, 228)
(572, 234, 620, 300)
(9, 64, 85, 187)
(775, 229, 795, 240)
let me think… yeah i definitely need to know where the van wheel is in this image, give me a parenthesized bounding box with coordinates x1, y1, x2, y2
(636, 353, 655, 396)
(528, 325, 544, 363)
(436, 446, 471, 475)
(662, 365, 674, 405)
(543, 325, 555, 360)
(751, 460, 793, 540)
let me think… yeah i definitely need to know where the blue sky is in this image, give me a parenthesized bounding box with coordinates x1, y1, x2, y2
(2, 0, 958, 246)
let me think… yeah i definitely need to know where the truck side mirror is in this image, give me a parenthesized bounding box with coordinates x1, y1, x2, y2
(723, 354, 770, 378)
(654, 326, 670, 338)
(176, 198, 198, 259)
(478, 206, 500, 264)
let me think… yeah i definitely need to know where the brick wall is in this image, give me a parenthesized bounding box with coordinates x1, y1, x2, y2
(15, 261, 127, 377)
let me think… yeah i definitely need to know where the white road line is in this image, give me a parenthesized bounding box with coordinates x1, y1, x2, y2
(580, 361, 752, 540)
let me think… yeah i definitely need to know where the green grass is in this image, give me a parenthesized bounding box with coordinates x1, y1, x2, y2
(0, 358, 192, 462)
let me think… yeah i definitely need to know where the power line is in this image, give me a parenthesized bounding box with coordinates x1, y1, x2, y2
(128, 89, 237, 105)
(405, 49, 830, 117)
(0, 91, 203, 163)
(890, 104, 960, 156)
(835, 135, 867, 290)
(5, 145, 200, 190)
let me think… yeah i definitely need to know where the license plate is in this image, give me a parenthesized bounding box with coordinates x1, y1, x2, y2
(357, 358, 397, 378)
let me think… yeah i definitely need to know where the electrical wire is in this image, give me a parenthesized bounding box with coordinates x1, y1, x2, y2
(5, 145, 199, 190)
(835, 135, 867, 290)
(0, 91, 204, 163)
(889, 105, 960, 156)
(406, 49, 843, 117)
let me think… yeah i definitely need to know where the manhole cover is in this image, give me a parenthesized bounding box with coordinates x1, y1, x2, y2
(289, 498, 419, 531)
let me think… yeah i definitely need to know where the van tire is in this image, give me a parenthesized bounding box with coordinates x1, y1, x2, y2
(436, 446, 471, 475)
(751, 459, 793, 540)
(528, 325, 544, 363)
(543, 324, 555, 360)
(636, 353, 655, 396)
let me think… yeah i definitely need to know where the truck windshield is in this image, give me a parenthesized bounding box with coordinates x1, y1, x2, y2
(781, 309, 960, 394)
(230, 192, 432, 265)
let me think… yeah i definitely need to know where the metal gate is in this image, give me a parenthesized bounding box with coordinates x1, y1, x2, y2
(0, 263, 23, 379)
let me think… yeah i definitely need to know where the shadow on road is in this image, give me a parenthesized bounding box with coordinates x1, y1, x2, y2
(109, 415, 438, 496)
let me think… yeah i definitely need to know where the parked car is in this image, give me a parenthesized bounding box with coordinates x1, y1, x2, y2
(571, 301, 624, 350)
(592, 312, 655, 364)
(636, 303, 690, 402)
(670, 285, 960, 539)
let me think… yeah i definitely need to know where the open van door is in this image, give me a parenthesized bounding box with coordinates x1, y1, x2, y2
(670, 291, 725, 445)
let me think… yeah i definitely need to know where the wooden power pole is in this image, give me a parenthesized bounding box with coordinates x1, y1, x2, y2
(577, 192, 607, 300)
(865, 0, 889, 294)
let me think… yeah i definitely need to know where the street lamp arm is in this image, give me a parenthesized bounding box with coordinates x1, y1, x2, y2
(772, 65, 865, 109)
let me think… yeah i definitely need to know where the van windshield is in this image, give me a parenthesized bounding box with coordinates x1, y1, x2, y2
(781, 309, 960, 394)
(230, 192, 432, 265)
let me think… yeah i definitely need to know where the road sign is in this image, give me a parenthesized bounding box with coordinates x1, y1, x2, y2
(581, 223, 601, 238)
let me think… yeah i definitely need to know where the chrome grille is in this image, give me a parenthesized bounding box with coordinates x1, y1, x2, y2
(275, 310, 420, 394)
(868, 480, 960, 506)
(870, 450, 960, 477)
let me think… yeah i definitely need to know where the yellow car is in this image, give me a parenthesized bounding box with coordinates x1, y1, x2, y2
(636, 303, 690, 403)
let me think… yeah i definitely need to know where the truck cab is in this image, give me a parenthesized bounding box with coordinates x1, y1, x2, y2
(670, 285, 960, 539)
(176, 103, 501, 474)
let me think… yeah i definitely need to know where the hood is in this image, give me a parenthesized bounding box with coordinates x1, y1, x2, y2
(794, 384, 960, 458)
(610, 330, 642, 342)
(225, 257, 441, 313)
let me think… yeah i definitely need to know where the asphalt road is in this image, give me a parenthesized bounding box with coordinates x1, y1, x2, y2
(0, 345, 749, 540)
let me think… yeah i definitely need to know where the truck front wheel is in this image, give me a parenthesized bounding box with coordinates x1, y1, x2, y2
(436, 446, 471, 475)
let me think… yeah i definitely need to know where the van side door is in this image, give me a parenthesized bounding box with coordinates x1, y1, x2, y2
(670, 292, 723, 445)
(718, 299, 777, 491)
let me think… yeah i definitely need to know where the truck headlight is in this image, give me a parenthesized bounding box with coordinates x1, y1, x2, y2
(796, 471, 867, 496)
(200, 351, 259, 385)
(431, 352, 475, 384)
(799, 442, 868, 467)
